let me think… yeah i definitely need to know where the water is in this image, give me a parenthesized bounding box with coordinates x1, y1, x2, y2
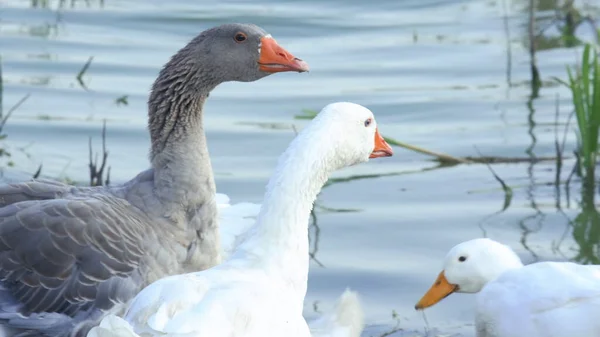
(1, 0, 600, 336)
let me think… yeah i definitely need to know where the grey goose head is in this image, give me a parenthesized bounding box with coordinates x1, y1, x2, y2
(164, 23, 309, 86)
(148, 23, 309, 157)
(209, 23, 310, 80)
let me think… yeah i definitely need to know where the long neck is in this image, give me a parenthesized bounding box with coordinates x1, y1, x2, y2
(232, 130, 332, 301)
(147, 45, 220, 227)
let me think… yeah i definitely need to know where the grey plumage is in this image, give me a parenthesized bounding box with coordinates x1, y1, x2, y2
(0, 180, 149, 337)
(0, 23, 307, 337)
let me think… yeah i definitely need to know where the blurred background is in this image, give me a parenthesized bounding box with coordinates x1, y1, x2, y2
(2, 0, 600, 336)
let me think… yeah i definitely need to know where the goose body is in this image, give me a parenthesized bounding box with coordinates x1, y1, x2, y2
(0, 23, 308, 337)
(87, 102, 393, 337)
(415, 238, 600, 337)
(88, 289, 363, 337)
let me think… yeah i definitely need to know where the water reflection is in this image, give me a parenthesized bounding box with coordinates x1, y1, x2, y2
(23, 21, 61, 39)
(570, 181, 600, 264)
(306, 164, 449, 264)
(308, 209, 325, 267)
(518, 94, 545, 260)
(515, 0, 599, 51)
(496, 158, 600, 266)
(30, 0, 104, 9)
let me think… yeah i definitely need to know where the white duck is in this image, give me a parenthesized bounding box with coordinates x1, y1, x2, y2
(415, 238, 600, 337)
(87, 101, 393, 337)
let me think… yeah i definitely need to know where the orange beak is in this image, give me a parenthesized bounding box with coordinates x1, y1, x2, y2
(414, 271, 459, 310)
(258, 36, 309, 73)
(370, 128, 394, 158)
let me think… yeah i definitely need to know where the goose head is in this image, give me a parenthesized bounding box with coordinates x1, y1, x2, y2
(307, 102, 394, 171)
(415, 238, 524, 310)
(183, 23, 309, 83)
(147, 23, 309, 161)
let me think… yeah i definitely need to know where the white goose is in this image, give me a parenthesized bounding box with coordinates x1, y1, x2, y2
(89, 288, 363, 337)
(415, 238, 600, 337)
(215, 194, 262, 260)
(87, 101, 393, 337)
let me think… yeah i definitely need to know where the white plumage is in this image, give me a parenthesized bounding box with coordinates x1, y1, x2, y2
(416, 238, 600, 337)
(87, 102, 392, 337)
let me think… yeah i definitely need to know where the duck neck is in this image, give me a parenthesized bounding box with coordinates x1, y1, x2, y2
(467, 256, 524, 293)
(233, 132, 332, 300)
(147, 45, 220, 228)
(486, 257, 524, 283)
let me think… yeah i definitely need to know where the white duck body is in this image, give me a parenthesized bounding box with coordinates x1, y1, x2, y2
(475, 261, 600, 337)
(415, 238, 600, 337)
(88, 102, 392, 337)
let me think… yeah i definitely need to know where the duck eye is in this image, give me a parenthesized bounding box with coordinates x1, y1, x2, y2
(458, 256, 467, 262)
(364, 118, 372, 127)
(234, 32, 247, 43)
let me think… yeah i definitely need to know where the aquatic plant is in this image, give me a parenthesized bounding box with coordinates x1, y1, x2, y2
(296, 109, 561, 166)
(295, 109, 468, 164)
(560, 44, 600, 183)
(88, 120, 111, 186)
(0, 58, 32, 169)
(528, 0, 541, 96)
(571, 183, 600, 265)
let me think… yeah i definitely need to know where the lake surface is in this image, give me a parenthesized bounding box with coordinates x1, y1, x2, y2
(2, 0, 600, 336)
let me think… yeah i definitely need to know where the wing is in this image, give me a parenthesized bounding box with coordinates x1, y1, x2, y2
(87, 315, 140, 337)
(0, 191, 148, 333)
(124, 271, 284, 337)
(124, 273, 218, 335)
(0, 179, 75, 207)
(216, 193, 261, 260)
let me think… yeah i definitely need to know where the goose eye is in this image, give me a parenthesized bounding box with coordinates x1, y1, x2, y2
(364, 118, 372, 127)
(234, 33, 247, 43)
(458, 256, 467, 262)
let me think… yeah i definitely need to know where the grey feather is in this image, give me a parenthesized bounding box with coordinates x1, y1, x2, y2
(0, 23, 305, 337)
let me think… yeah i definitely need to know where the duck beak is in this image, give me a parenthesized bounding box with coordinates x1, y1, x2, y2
(414, 271, 459, 310)
(370, 128, 394, 158)
(258, 36, 309, 73)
